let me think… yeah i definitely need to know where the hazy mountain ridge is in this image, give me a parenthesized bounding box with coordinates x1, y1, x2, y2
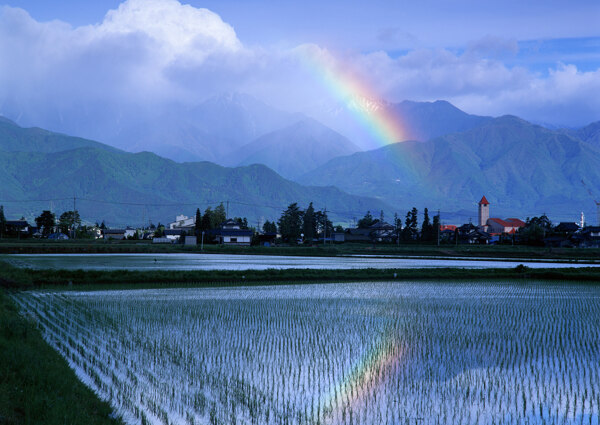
(234, 118, 360, 179)
(298, 115, 600, 221)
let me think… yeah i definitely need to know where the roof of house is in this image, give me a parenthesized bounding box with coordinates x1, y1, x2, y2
(103, 229, 126, 234)
(164, 229, 185, 236)
(6, 220, 29, 227)
(479, 196, 490, 205)
(556, 222, 580, 232)
(488, 218, 525, 228)
(505, 218, 526, 227)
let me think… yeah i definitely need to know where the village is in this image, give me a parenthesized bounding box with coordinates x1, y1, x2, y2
(1, 196, 599, 248)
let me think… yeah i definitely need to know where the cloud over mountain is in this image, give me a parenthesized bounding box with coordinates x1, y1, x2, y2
(0, 0, 599, 148)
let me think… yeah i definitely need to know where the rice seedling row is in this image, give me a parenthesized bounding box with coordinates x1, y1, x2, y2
(12, 281, 600, 425)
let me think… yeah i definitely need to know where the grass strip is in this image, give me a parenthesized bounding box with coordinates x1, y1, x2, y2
(1, 261, 600, 290)
(2, 240, 600, 260)
(0, 290, 123, 425)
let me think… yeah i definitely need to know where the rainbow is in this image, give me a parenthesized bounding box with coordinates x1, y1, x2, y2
(300, 47, 410, 147)
(314, 327, 404, 424)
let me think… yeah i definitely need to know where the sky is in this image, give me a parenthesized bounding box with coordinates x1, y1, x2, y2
(1, 0, 600, 134)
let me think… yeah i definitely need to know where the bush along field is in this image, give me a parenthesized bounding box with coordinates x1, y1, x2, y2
(10, 281, 600, 425)
(0, 290, 123, 425)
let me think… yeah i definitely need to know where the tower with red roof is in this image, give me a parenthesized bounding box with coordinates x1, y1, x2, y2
(478, 196, 490, 228)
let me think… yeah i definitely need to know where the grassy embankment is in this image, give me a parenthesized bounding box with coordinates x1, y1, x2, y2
(2, 261, 600, 291)
(1, 238, 600, 261)
(0, 289, 123, 424)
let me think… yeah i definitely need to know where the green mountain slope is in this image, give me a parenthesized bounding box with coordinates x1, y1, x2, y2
(298, 116, 600, 221)
(0, 116, 120, 154)
(0, 147, 392, 226)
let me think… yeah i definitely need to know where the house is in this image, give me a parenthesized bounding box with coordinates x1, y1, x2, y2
(164, 229, 185, 242)
(5, 219, 31, 237)
(210, 219, 252, 245)
(477, 196, 525, 234)
(344, 221, 397, 243)
(125, 227, 137, 239)
(575, 226, 600, 248)
(103, 229, 126, 240)
(255, 232, 277, 247)
(486, 218, 526, 234)
(168, 214, 196, 230)
(554, 222, 580, 234)
(457, 223, 491, 244)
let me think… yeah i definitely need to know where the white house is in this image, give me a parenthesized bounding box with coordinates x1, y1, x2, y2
(168, 214, 195, 230)
(213, 219, 252, 245)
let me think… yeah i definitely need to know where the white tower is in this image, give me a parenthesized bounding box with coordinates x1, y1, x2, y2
(478, 196, 490, 228)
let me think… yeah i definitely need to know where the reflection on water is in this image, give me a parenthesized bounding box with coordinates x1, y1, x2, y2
(2, 253, 598, 271)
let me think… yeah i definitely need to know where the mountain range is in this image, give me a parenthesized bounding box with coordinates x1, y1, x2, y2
(297, 115, 600, 222)
(0, 117, 390, 226)
(2, 94, 600, 227)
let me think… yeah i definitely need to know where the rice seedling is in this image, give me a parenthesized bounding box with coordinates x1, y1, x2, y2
(12, 281, 600, 425)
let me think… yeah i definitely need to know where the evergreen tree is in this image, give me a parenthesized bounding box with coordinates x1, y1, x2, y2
(357, 211, 375, 228)
(0, 205, 5, 238)
(194, 208, 202, 236)
(432, 213, 441, 244)
(303, 202, 316, 242)
(36, 210, 56, 236)
(262, 220, 277, 233)
(421, 208, 433, 241)
(278, 203, 303, 243)
(201, 207, 213, 231)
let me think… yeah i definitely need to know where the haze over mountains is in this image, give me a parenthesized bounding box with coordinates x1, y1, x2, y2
(1, 94, 600, 226)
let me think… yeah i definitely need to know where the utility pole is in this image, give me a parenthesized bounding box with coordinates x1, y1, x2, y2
(323, 207, 327, 246)
(437, 209, 440, 247)
(73, 196, 77, 240)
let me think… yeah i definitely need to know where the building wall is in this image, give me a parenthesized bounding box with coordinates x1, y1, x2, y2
(223, 235, 251, 244)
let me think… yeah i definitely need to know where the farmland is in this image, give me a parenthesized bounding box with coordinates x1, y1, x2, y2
(12, 281, 600, 425)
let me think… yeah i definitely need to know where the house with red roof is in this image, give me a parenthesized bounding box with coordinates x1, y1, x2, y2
(477, 196, 525, 235)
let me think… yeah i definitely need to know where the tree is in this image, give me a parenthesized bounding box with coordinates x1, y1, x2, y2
(432, 213, 441, 245)
(262, 220, 277, 233)
(154, 223, 165, 238)
(421, 208, 433, 242)
(100, 221, 107, 230)
(233, 217, 249, 229)
(201, 207, 213, 231)
(402, 207, 419, 241)
(357, 211, 375, 228)
(35, 210, 56, 236)
(278, 203, 303, 243)
(212, 203, 227, 228)
(194, 208, 202, 236)
(518, 214, 553, 246)
(303, 202, 316, 242)
(0, 205, 5, 238)
(58, 210, 81, 236)
(314, 210, 333, 239)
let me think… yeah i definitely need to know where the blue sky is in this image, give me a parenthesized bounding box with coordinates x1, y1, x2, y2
(1, 0, 599, 129)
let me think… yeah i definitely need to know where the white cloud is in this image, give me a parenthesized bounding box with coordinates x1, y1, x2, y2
(0, 0, 599, 146)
